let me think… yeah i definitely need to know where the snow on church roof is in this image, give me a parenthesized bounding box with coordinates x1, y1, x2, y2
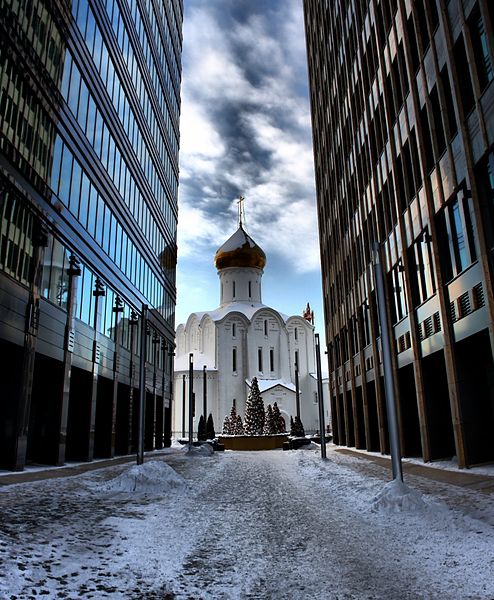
(189, 302, 290, 324)
(246, 379, 296, 394)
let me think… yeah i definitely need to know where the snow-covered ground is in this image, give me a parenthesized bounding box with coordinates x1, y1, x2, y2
(0, 445, 493, 599)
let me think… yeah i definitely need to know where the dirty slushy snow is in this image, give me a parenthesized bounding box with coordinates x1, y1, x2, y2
(0, 445, 493, 599)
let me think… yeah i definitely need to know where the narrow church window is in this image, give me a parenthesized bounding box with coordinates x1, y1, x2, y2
(258, 347, 263, 372)
(232, 347, 237, 372)
(295, 327, 298, 340)
(270, 348, 274, 372)
(249, 281, 252, 297)
(233, 281, 236, 298)
(264, 319, 268, 336)
(295, 350, 299, 370)
(232, 323, 236, 337)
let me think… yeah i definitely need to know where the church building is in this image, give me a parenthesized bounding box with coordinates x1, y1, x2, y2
(173, 212, 326, 437)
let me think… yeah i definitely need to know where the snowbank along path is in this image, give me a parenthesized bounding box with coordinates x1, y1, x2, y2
(0, 446, 493, 599)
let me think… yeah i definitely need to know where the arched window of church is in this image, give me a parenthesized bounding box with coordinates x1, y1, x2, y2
(264, 319, 268, 336)
(232, 347, 237, 372)
(270, 348, 274, 372)
(295, 327, 298, 340)
(233, 281, 236, 298)
(258, 347, 263, 372)
(248, 281, 252, 297)
(232, 322, 236, 338)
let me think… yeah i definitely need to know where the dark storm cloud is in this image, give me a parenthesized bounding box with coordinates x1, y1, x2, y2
(178, 0, 318, 272)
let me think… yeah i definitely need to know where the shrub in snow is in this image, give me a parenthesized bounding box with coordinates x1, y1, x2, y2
(290, 415, 305, 438)
(244, 377, 265, 435)
(371, 479, 426, 513)
(264, 404, 276, 435)
(206, 413, 216, 440)
(197, 415, 207, 441)
(97, 461, 185, 493)
(272, 402, 285, 433)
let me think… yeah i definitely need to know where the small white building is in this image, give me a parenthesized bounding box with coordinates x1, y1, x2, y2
(173, 222, 328, 437)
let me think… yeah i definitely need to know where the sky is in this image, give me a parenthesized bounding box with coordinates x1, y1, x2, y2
(175, 0, 324, 336)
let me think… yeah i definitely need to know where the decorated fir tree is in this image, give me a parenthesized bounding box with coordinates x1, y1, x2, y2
(272, 402, 285, 433)
(222, 415, 231, 435)
(234, 414, 245, 434)
(206, 413, 216, 440)
(197, 415, 207, 441)
(244, 377, 265, 435)
(264, 404, 276, 435)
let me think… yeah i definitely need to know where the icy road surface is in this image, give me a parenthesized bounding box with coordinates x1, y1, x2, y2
(1, 446, 493, 599)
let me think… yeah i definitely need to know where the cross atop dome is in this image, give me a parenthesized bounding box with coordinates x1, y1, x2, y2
(237, 195, 245, 228)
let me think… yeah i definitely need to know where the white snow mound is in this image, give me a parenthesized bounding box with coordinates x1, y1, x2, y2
(186, 443, 215, 456)
(97, 460, 185, 493)
(371, 479, 426, 513)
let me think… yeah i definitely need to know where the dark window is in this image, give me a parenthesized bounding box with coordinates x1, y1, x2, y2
(453, 35, 475, 114)
(270, 349, 274, 372)
(439, 67, 458, 140)
(232, 348, 237, 372)
(429, 86, 446, 158)
(469, 6, 494, 93)
(258, 348, 263, 372)
(264, 319, 268, 336)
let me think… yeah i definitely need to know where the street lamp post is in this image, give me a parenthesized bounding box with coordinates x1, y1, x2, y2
(137, 303, 148, 465)
(188, 353, 194, 451)
(203, 365, 207, 422)
(182, 374, 186, 438)
(315, 333, 327, 459)
(372, 242, 403, 482)
(294, 355, 301, 420)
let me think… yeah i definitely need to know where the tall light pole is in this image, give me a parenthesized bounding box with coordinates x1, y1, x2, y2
(203, 364, 207, 421)
(315, 333, 327, 459)
(372, 242, 403, 482)
(294, 353, 300, 419)
(137, 304, 148, 465)
(188, 353, 194, 451)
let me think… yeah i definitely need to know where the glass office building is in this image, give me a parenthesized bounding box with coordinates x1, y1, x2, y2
(0, 0, 182, 470)
(304, 0, 494, 467)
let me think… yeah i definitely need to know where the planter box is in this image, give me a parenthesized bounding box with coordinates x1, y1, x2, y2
(218, 434, 289, 451)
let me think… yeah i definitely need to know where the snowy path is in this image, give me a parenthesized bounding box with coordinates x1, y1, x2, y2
(0, 447, 493, 599)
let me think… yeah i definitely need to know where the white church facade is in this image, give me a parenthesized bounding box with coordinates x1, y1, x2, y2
(173, 220, 327, 437)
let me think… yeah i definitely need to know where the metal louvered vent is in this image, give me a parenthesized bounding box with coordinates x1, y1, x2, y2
(424, 316, 433, 339)
(459, 291, 471, 318)
(450, 301, 457, 323)
(473, 283, 485, 309)
(433, 311, 441, 333)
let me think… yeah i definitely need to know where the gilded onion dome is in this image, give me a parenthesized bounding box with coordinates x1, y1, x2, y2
(214, 225, 266, 270)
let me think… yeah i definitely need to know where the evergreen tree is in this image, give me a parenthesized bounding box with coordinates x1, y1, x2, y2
(272, 402, 285, 433)
(244, 377, 265, 435)
(290, 415, 306, 438)
(206, 413, 216, 439)
(264, 404, 276, 435)
(197, 415, 207, 441)
(222, 415, 231, 435)
(235, 414, 245, 434)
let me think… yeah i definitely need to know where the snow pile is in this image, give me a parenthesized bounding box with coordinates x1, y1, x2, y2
(371, 478, 426, 513)
(97, 460, 186, 493)
(185, 443, 215, 456)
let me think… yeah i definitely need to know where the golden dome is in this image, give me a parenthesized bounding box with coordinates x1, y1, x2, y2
(214, 226, 266, 270)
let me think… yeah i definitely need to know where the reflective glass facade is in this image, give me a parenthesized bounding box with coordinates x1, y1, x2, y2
(304, 0, 494, 467)
(0, 0, 182, 470)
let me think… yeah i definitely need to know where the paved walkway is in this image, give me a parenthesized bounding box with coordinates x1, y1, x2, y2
(2, 445, 494, 494)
